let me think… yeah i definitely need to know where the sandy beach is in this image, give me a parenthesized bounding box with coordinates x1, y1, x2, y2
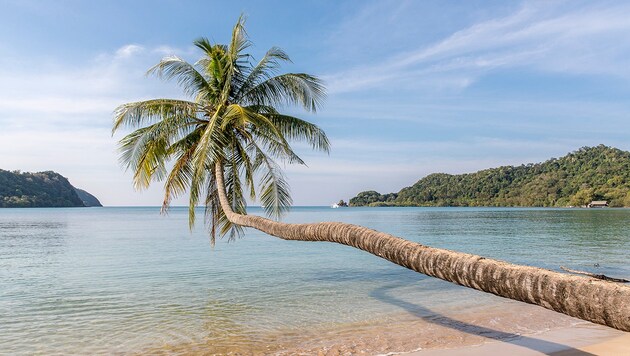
(403, 324, 629, 356)
(555, 333, 630, 355)
(142, 299, 629, 355)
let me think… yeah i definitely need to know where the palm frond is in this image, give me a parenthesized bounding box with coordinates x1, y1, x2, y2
(147, 58, 215, 101)
(112, 99, 201, 134)
(248, 141, 293, 219)
(187, 163, 207, 229)
(228, 14, 252, 63)
(203, 174, 221, 246)
(243, 73, 326, 112)
(233, 47, 290, 100)
(220, 104, 301, 162)
(118, 122, 177, 190)
(194, 38, 228, 91)
(232, 132, 257, 200)
(161, 129, 203, 212)
(261, 109, 330, 153)
(190, 108, 228, 186)
(222, 150, 248, 240)
(248, 122, 305, 165)
(258, 154, 293, 219)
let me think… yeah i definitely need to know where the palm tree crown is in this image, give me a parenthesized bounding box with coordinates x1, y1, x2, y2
(112, 16, 329, 243)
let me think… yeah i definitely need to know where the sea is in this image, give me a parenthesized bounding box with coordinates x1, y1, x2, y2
(1, 207, 629, 355)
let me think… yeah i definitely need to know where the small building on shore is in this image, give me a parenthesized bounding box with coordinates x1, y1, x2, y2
(587, 201, 608, 208)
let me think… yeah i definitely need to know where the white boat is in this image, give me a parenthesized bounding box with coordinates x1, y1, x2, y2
(331, 203, 339, 208)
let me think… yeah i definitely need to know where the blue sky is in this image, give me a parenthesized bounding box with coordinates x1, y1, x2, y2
(1, 0, 630, 206)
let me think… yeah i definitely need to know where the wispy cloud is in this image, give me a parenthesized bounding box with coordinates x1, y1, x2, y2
(115, 44, 144, 59)
(0, 44, 190, 128)
(325, 1, 630, 93)
(0, 43, 192, 205)
(2, 1, 630, 206)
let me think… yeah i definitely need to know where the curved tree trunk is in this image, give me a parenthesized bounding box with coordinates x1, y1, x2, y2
(215, 163, 630, 332)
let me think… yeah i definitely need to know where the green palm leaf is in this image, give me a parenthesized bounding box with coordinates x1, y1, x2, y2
(113, 15, 327, 240)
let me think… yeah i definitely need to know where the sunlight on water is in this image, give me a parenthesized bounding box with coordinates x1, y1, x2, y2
(0, 207, 628, 354)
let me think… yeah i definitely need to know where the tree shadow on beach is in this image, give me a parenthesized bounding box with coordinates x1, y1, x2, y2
(369, 284, 595, 355)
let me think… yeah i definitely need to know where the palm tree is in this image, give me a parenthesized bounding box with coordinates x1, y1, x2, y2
(113, 17, 630, 332)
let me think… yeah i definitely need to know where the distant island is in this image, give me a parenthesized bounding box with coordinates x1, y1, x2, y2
(0, 169, 102, 208)
(350, 145, 630, 208)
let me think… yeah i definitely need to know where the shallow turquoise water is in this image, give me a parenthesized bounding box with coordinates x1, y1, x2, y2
(0, 207, 628, 354)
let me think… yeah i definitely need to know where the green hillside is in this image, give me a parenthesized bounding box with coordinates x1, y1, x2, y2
(75, 188, 102, 207)
(0, 170, 101, 207)
(350, 145, 630, 207)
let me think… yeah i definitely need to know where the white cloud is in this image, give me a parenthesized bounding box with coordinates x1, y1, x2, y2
(325, 2, 630, 94)
(115, 44, 144, 59)
(0, 43, 193, 206)
(151, 45, 197, 57)
(3, 5, 630, 207)
(0, 43, 193, 128)
(0, 97, 120, 116)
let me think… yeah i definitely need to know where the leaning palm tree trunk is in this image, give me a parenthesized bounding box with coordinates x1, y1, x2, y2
(215, 162, 630, 332)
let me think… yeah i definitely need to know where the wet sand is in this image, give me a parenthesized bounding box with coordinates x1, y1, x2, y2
(403, 324, 628, 355)
(552, 333, 630, 356)
(142, 299, 630, 355)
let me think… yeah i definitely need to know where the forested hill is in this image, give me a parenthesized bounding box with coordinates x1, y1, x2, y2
(350, 145, 630, 207)
(0, 170, 102, 208)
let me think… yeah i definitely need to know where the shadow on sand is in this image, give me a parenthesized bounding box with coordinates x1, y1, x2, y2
(369, 284, 594, 355)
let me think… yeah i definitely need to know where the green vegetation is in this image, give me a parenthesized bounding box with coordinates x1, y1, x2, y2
(112, 16, 328, 243)
(349, 191, 398, 206)
(350, 145, 630, 207)
(0, 170, 101, 207)
(75, 188, 103, 207)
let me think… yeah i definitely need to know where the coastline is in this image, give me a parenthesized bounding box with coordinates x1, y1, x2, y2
(402, 324, 628, 356)
(4, 207, 628, 355)
(143, 300, 630, 355)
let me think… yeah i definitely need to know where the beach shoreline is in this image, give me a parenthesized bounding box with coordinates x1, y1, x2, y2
(144, 300, 630, 355)
(400, 323, 628, 356)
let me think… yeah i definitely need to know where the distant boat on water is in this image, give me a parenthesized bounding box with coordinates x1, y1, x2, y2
(331, 203, 339, 208)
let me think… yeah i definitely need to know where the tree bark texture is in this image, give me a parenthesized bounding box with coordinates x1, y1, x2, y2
(215, 163, 630, 332)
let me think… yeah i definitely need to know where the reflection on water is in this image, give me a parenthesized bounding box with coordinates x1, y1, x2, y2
(0, 207, 628, 355)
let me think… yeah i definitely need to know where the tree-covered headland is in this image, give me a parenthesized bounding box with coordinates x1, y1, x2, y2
(350, 145, 630, 207)
(0, 169, 101, 207)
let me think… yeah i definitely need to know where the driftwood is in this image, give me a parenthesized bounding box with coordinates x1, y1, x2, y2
(560, 266, 629, 283)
